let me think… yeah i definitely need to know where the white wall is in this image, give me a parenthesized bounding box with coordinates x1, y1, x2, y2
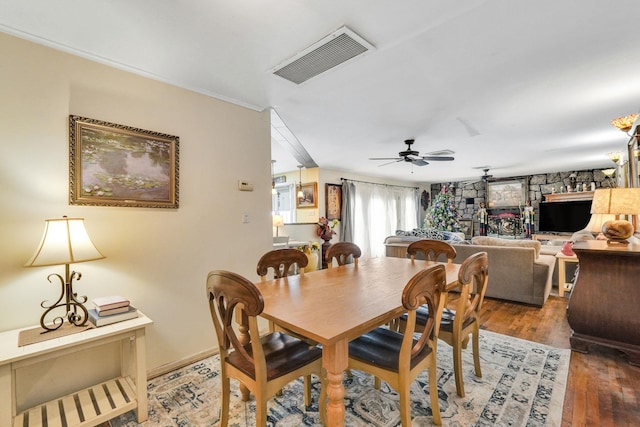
(0, 33, 273, 371)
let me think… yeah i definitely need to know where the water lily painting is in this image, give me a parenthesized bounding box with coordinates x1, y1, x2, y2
(69, 115, 179, 208)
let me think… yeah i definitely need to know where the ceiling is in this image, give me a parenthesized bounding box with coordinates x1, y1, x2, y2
(2, 0, 639, 183)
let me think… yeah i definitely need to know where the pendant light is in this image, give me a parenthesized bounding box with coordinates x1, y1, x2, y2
(271, 160, 277, 195)
(297, 165, 304, 199)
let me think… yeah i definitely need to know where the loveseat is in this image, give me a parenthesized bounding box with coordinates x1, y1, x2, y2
(384, 234, 556, 306)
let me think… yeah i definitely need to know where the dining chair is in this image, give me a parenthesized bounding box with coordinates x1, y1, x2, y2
(206, 270, 326, 427)
(399, 251, 489, 398)
(325, 241, 361, 268)
(347, 264, 447, 426)
(257, 248, 308, 279)
(407, 239, 457, 263)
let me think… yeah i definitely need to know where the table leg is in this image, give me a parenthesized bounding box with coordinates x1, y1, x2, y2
(0, 364, 11, 427)
(557, 258, 566, 297)
(322, 340, 348, 427)
(235, 307, 251, 401)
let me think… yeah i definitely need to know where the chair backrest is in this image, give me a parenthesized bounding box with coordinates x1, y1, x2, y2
(400, 264, 447, 363)
(325, 242, 362, 268)
(407, 239, 457, 263)
(257, 248, 308, 279)
(457, 251, 489, 320)
(206, 270, 266, 369)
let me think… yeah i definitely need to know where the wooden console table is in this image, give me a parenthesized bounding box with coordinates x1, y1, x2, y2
(567, 241, 640, 365)
(0, 313, 153, 427)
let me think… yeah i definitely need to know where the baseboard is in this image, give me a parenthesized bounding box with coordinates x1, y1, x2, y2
(147, 348, 219, 379)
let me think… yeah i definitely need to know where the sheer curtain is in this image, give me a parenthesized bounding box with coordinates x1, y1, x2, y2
(341, 179, 419, 259)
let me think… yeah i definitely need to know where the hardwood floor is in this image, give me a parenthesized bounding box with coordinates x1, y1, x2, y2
(480, 295, 640, 426)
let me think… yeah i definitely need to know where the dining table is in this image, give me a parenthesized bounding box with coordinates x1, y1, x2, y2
(252, 256, 461, 427)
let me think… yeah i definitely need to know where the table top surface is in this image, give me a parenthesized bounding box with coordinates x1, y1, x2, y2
(255, 257, 460, 346)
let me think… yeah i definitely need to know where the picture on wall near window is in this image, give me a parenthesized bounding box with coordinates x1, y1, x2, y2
(326, 183, 342, 220)
(297, 182, 318, 208)
(69, 115, 179, 208)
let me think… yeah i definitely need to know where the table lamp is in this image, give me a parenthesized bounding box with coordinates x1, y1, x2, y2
(24, 216, 105, 331)
(590, 188, 640, 244)
(272, 214, 284, 236)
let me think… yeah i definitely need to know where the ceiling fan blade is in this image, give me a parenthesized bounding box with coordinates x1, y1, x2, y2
(369, 157, 402, 160)
(377, 159, 404, 167)
(425, 149, 455, 156)
(422, 156, 454, 161)
(410, 158, 428, 166)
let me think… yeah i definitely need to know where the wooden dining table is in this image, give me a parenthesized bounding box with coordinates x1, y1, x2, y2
(253, 256, 461, 427)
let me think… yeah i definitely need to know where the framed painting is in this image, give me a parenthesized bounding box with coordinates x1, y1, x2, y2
(487, 179, 526, 208)
(326, 183, 342, 220)
(297, 182, 318, 208)
(69, 115, 179, 208)
(459, 219, 473, 239)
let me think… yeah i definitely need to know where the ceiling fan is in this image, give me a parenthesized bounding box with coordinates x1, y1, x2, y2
(369, 139, 455, 167)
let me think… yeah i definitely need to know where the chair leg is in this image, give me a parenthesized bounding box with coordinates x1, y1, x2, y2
(303, 374, 311, 406)
(453, 339, 465, 398)
(374, 376, 381, 390)
(220, 377, 230, 427)
(428, 363, 442, 426)
(256, 399, 267, 427)
(398, 381, 412, 427)
(472, 327, 482, 378)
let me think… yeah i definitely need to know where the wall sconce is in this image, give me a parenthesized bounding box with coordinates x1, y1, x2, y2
(611, 113, 639, 136)
(608, 151, 622, 164)
(569, 173, 577, 188)
(24, 216, 105, 331)
(271, 160, 277, 195)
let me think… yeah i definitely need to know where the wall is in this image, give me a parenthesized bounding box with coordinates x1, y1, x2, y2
(0, 33, 272, 371)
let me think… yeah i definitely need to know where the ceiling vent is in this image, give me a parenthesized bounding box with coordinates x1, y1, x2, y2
(272, 26, 375, 84)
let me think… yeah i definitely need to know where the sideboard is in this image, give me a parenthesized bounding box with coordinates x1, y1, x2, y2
(567, 240, 640, 365)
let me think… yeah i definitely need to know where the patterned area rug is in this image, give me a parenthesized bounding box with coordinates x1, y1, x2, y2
(110, 330, 569, 426)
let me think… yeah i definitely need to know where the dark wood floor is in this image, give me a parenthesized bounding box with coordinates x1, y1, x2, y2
(480, 295, 640, 426)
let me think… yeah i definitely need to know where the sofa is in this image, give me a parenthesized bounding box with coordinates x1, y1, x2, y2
(384, 234, 556, 307)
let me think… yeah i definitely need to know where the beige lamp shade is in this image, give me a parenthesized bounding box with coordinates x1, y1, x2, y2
(272, 215, 285, 228)
(25, 217, 105, 267)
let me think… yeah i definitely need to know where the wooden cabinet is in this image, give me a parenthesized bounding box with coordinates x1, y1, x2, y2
(0, 313, 152, 427)
(567, 241, 640, 365)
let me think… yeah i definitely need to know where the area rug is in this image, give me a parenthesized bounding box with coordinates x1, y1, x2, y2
(109, 330, 570, 426)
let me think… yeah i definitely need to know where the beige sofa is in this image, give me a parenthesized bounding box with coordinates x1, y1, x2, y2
(383, 235, 556, 307)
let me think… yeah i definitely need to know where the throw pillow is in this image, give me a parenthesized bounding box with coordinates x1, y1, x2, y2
(471, 236, 542, 258)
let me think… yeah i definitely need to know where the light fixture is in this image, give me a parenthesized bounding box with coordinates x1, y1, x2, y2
(25, 216, 105, 331)
(611, 113, 639, 135)
(297, 165, 304, 200)
(272, 215, 284, 236)
(271, 160, 277, 195)
(607, 151, 622, 164)
(590, 188, 640, 244)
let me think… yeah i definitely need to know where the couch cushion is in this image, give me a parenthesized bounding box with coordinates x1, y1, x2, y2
(471, 236, 541, 258)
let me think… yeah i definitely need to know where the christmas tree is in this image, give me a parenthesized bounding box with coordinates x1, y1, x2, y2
(424, 185, 460, 231)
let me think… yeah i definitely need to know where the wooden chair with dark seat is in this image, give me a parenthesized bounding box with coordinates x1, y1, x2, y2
(399, 251, 489, 398)
(206, 270, 326, 427)
(257, 248, 308, 279)
(407, 239, 457, 263)
(347, 264, 447, 426)
(325, 241, 361, 268)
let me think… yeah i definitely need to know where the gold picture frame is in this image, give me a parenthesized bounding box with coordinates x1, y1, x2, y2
(69, 115, 179, 208)
(297, 182, 318, 208)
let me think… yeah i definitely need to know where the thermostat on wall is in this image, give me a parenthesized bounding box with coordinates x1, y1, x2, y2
(237, 180, 254, 191)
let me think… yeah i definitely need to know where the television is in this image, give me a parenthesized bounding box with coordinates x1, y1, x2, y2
(538, 200, 592, 233)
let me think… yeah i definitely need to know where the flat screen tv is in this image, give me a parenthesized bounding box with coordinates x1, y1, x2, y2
(538, 200, 592, 233)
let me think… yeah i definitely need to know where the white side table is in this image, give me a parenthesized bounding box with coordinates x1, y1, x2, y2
(555, 252, 579, 297)
(0, 313, 152, 427)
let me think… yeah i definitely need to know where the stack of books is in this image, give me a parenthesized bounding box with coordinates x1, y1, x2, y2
(88, 295, 138, 327)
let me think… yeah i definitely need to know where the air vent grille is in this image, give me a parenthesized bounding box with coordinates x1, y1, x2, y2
(272, 26, 374, 84)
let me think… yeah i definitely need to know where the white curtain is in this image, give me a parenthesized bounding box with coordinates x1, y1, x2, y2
(342, 180, 419, 259)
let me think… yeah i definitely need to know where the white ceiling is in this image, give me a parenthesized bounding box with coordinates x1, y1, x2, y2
(2, 0, 639, 183)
